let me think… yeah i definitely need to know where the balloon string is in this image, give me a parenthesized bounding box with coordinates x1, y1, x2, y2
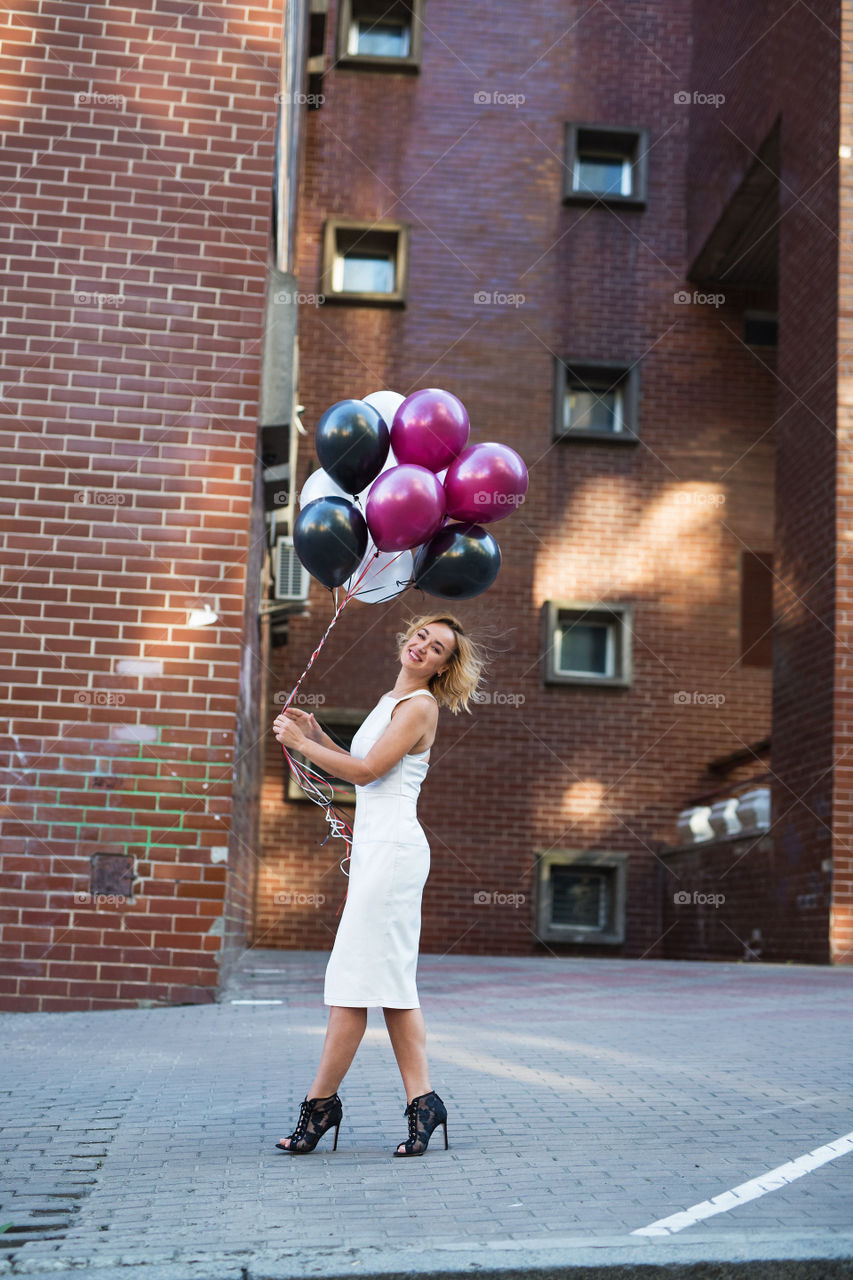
(278, 543, 411, 880)
(282, 591, 350, 714)
(281, 744, 355, 881)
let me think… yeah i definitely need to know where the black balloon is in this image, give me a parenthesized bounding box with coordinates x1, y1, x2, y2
(293, 496, 368, 590)
(413, 522, 501, 600)
(315, 399, 390, 495)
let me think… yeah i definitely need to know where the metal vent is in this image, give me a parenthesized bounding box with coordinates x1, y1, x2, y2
(91, 853, 133, 898)
(275, 537, 310, 601)
(550, 867, 608, 930)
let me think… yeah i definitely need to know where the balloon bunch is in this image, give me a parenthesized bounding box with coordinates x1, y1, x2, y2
(281, 388, 528, 876)
(293, 387, 528, 603)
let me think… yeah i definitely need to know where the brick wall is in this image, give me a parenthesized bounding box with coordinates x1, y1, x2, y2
(255, 0, 779, 960)
(0, 0, 281, 1009)
(834, 0, 853, 964)
(684, 0, 840, 963)
(661, 835, 775, 962)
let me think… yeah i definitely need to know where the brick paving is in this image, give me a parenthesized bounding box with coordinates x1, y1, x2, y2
(1, 952, 852, 1278)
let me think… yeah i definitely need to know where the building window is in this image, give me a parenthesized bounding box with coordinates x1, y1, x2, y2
(260, 423, 290, 511)
(535, 849, 628, 945)
(306, 2, 328, 107)
(740, 551, 773, 667)
(543, 601, 633, 688)
(322, 221, 409, 305)
(743, 311, 778, 347)
(336, 0, 423, 70)
(285, 710, 366, 806)
(553, 358, 640, 442)
(564, 123, 648, 208)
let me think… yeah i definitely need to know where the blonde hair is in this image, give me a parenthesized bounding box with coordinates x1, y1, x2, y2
(396, 613, 487, 715)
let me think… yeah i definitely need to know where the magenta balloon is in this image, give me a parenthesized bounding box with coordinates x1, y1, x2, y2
(390, 388, 470, 472)
(365, 464, 447, 552)
(443, 442, 529, 524)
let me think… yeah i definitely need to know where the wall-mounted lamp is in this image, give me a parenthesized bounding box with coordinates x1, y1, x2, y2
(187, 602, 219, 628)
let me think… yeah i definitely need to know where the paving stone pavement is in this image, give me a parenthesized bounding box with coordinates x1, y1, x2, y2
(1, 951, 853, 1279)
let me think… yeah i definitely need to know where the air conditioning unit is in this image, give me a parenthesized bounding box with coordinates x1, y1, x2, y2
(274, 537, 310, 601)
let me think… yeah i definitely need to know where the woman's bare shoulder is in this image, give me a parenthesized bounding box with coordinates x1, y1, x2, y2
(390, 692, 438, 723)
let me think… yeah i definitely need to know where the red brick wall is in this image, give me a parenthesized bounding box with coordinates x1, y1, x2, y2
(685, 0, 840, 963)
(661, 835, 775, 962)
(835, 0, 853, 964)
(0, 0, 281, 1009)
(255, 0, 778, 959)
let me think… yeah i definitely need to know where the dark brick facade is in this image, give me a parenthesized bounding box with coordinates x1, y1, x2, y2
(256, 0, 784, 961)
(3, 0, 850, 1013)
(683, 0, 841, 963)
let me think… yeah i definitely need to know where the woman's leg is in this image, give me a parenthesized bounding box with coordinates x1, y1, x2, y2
(279, 1006, 366, 1146)
(308, 1005, 367, 1096)
(382, 1006, 431, 1103)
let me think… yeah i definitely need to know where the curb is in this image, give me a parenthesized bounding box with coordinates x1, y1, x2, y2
(4, 1232, 853, 1280)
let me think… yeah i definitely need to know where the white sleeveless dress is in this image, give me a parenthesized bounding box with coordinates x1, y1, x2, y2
(323, 689, 434, 1009)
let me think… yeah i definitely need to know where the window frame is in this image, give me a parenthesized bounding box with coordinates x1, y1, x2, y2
(321, 220, 409, 306)
(553, 357, 640, 443)
(563, 122, 649, 208)
(535, 849, 629, 945)
(335, 0, 424, 71)
(543, 600, 633, 688)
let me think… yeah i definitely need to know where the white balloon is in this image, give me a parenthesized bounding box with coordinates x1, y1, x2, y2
(363, 389, 405, 427)
(299, 467, 348, 508)
(357, 445, 398, 507)
(345, 545, 414, 604)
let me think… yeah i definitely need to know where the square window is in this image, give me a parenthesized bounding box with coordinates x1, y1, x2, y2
(337, 0, 423, 70)
(544, 601, 632, 688)
(566, 382, 623, 434)
(557, 619, 614, 678)
(554, 358, 639, 442)
(575, 151, 632, 198)
(348, 16, 411, 57)
(285, 710, 366, 806)
(334, 249, 395, 295)
(535, 849, 628, 945)
(564, 123, 648, 208)
(322, 221, 409, 305)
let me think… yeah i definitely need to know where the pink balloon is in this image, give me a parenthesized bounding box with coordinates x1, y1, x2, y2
(365, 464, 447, 552)
(390, 388, 470, 472)
(444, 442, 528, 524)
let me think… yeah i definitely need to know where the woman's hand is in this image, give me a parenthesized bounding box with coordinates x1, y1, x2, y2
(273, 710, 308, 752)
(279, 707, 323, 742)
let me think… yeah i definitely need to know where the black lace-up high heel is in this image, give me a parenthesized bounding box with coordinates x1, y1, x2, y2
(275, 1093, 342, 1154)
(394, 1090, 448, 1157)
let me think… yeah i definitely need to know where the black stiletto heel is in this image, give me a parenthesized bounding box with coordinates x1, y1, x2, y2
(275, 1093, 342, 1154)
(393, 1090, 448, 1157)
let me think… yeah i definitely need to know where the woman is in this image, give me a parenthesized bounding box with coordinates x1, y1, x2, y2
(272, 612, 485, 1157)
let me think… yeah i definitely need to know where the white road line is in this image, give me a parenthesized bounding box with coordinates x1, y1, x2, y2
(633, 1129, 853, 1237)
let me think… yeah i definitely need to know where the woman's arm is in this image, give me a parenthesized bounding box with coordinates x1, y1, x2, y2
(274, 698, 436, 786)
